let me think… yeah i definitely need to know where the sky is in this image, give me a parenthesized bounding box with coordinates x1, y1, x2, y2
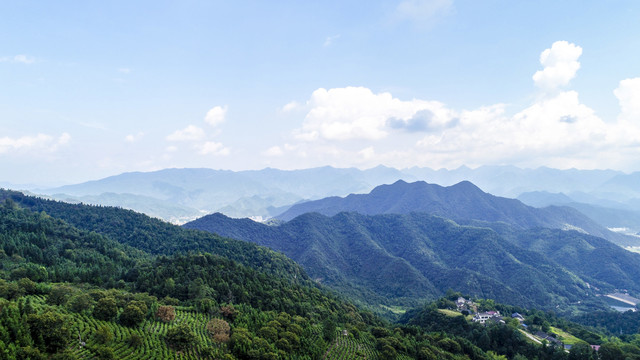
(2, 0, 640, 185)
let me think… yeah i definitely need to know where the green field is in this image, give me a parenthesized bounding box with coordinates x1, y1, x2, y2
(379, 304, 407, 315)
(549, 326, 583, 345)
(437, 309, 463, 317)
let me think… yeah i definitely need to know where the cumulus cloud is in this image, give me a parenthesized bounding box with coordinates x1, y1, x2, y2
(261, 40, 640, 171)
(198, 141, 230, 156)
(614, 77, 640, 120)
(205, 105, 227, 127)
(394, 0, 453, 25)
(282, 101, 300, 112)
(386, 109, 457, 132)
(293, 86, 455, 141)
(277, 38, 640, 170)
(166, 125, 205, 141)
(0, 133, 70, 154)
(417, 92, 604, 155)
(532, 41, 582, 90)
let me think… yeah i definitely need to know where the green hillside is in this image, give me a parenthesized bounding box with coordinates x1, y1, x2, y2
(2, 191, 532, 359)
(186, 210, 640, 315)
(0, 189, 306, 283)
(275, 180, 635, 246)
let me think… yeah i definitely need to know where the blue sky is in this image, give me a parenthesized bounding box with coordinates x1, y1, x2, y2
(2, 0, 640, 185)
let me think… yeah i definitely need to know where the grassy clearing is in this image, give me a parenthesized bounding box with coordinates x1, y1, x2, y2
(437, 309, 463, 317)
(379, 304, 407, 315)
(549, 326, 582, 345)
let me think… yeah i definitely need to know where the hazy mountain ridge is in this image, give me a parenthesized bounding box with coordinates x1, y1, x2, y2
(277, 180, 635, 246)
(518, 191, 640, 238)
(36, 166, 414, 222)
(23, 165, 640, 233)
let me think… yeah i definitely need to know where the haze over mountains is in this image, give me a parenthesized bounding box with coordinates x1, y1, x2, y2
(5, 167, 640, 357)
(275, 180, 633, 245)
(25, 166, 640, 235)
(5, 186, 634, 359)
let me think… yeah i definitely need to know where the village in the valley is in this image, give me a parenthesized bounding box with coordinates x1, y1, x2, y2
(442, 295, 638, 354)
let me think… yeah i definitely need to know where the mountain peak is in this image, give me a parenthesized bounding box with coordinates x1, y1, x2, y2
(275, 179, 620, 244)
(450, 180, 483, 193)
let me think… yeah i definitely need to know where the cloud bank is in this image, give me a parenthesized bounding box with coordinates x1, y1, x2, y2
(0, 133, 70, 154)
(271, 41, 640, 170)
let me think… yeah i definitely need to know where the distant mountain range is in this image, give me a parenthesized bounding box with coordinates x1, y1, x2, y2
(518, 191, 640, 238)
(33, 166, 410, 222)
(12, 165, 640, 233)
(277, 180, 635, 246)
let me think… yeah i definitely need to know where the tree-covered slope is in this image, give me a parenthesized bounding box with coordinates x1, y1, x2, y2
(0, 189, 306, 282)
(276, 180, 633, 246)
(0, 198, 343, 318)
(0, 192, 525, 360)
(499, 227, 640, 293)
(0, 199, 147, 287)
(185, 211, 640, 312)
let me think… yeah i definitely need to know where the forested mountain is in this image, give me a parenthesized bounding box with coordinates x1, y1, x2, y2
(276, 180, 636, 246)
(0, 195, 377, 359)
(4, 189, 595, 360)
(3, 189, 640, 359)
(0, 189, 305, 282)
(185, 210, 640, 314)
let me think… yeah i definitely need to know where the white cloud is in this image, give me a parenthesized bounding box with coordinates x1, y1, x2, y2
(294, 86, 455, 141)
(166, 125, 205, 141)
(277, 38, 640, 170)
(1, 54, 36, 64)
(532, 41, 582, 90)
(205, 105, 227, 127)
(0, 133, 70, 154)
(323, 34, 341, 47)
(416, 91, 606, 157)
(614, 77, 640, 120)
(198, 141, 230, 156)
(395, 0, 453, 25)
(282, 101, 300, 112)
